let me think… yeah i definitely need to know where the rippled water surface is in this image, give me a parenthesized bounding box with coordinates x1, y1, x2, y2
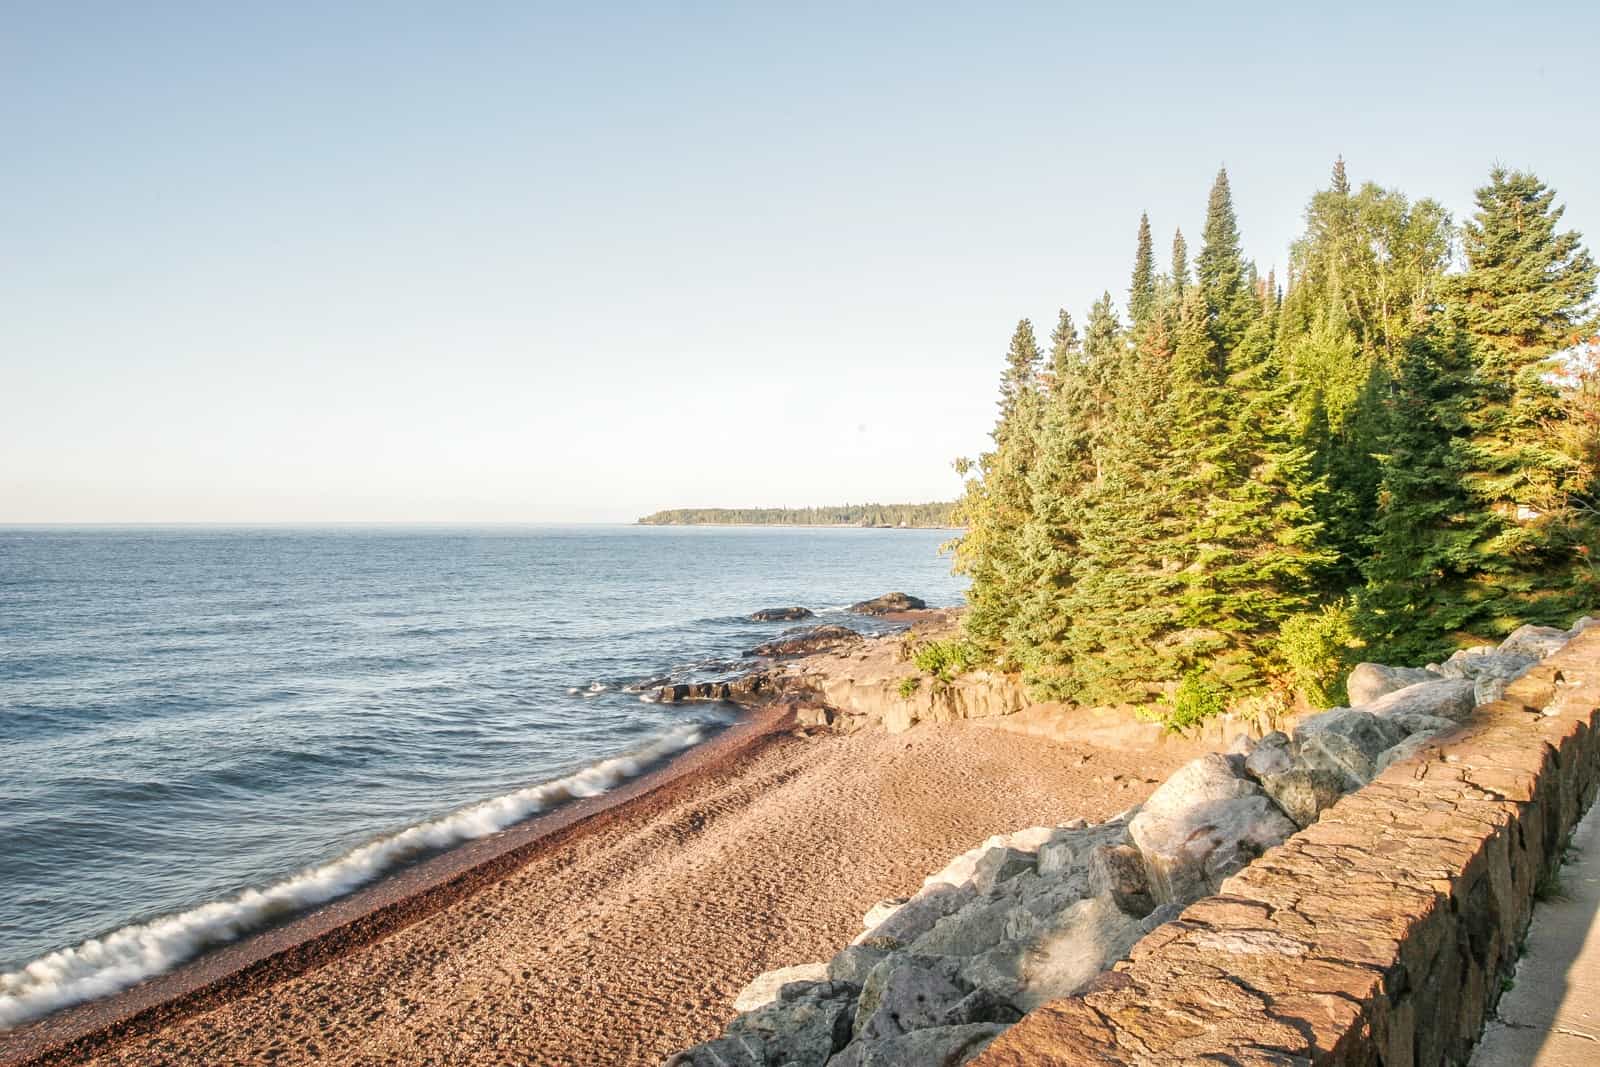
(0, 525, 963, 1021)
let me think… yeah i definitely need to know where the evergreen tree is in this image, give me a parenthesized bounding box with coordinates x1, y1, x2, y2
(1046, 308, 1081, 394)
(1196, 167, 1257, 351)
(1129, 213, 1157, 330)
(1448, 169, 1600, 627)
(1358, 320, 1499, 661)
(997, 318, 1042, 428)
(1170, 229, 1189, 300)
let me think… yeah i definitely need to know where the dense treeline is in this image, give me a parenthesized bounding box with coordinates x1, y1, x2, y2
(638, 502, 958, 527)
(954, 162, 1598, 722)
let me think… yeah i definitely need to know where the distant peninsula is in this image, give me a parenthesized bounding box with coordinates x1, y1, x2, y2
(637, 502, 958, 528)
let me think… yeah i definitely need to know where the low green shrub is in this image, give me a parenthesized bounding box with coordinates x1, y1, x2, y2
(1164, 668, 1229, 732)
(910, 638, 981, 681)
(897, 675, 922, 699)
(1278, 603, 1359, 708)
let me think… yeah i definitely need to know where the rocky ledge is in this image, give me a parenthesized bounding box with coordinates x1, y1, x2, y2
(666, 615, 1594, 1067)
(751, 607, 815, 622)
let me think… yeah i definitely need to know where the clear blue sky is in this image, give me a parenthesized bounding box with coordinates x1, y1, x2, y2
(5, 1, 1597, 522)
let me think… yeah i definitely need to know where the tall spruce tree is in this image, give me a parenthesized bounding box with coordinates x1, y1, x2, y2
(1129, 213, 1157, 330)
(1046, 308, 1081, 395)
(954, 320, 1047, 650)
(1171, 229, 1189, 300)
(1196, 168, 1258, 352)
(1448, 169, 1600, 627)
(1357, 319, 1498, 661)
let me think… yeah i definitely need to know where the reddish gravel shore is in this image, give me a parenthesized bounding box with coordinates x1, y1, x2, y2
(8, 715, 1187, 1067)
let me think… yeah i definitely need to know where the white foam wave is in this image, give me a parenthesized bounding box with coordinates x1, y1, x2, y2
(0, 723, 708, 1030)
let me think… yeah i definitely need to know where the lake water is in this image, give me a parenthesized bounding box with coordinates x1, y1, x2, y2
(0, 525, 964, 1027)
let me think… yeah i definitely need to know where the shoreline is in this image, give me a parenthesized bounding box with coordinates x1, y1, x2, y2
(0, 705, 794, 1067)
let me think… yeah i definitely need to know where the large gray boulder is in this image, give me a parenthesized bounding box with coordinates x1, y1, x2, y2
(1243, 731, 1293, 779)
(1293, 709, 1408, 790)
(1500, 623, 1570, 660)
(725, 980, 859, 1067)
(1261, 768, 1347, 829)
(959, 895, 1146, 1010)
(1374, 710, 1460, 740)
(1361, 677, 1478, 723)
(734, 963, 832, 1012)
(1127, 754, 1298, 906)
(1346, 662, 1441, 706)
(1376, 733, 1442, 774)
(1087, 844, 1156, 916)
(665, 1033, 766, 1067)
(828, 1024, 1007, 1067)
(856, 884, 974, 948)
(853, 955, 970, 1041)
(828, 945, 892, 986)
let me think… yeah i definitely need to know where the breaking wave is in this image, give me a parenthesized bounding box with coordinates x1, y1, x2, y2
(0, 722, 709, 1030)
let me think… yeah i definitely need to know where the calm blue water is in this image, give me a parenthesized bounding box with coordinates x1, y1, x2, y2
(0, 525, 963, 1026)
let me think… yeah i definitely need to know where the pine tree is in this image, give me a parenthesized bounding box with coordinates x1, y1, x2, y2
(1358, 320, 1500, 661)
(1170, 229, 1189, 300)
(1046, 308, 1081, 394)
(1196, 167, 1258, 352)
(997, 318, 1042, 429)
(1129, 213, 1157, 330)
(1448, 169, 1600, 628)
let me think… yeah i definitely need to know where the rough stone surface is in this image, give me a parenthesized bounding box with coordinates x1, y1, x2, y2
(726, 980, 858, 1066)
(828, 944, 892, 986)
(1266, 767, 1349, 829)
(853, 954, 970, 1041)
(969, 847, 1033, 895)
(1500, 623, 1572, 661)
(829, 1024, 1006, 1067)
(1127, 754, 1298, 905)
(1347, 661, 1441, 705)
(975, 629, 1600, 1067)
(960, 895, 1146, 1011)
(1292, 707, 1408, 788)
(1361, 676, 1478, 723)
(1242, 730, 1293, 779)
(1086, 844, 1155, 916)
(856, 884, 974, 948)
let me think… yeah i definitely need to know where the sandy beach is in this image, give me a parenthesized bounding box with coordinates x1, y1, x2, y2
(12, 709, 1188, 1067)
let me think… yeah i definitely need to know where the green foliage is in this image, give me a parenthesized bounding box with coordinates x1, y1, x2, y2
(896, 676, 922, 699)
(1164, 669, 1230, 732)
(638, 502, 957, 527)
(910, 638, 981, 681)
(953, 161, 1598, 715)
(1277, 604, 1358, 708)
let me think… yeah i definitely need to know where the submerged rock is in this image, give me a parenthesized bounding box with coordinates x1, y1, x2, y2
(750, 606, 815, 622)
(849, 592, 927, 615)
(1347, 662, 1441, 705)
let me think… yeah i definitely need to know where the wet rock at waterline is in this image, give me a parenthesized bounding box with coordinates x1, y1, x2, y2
(750, 606, 815, 622)
(849, 592, 927, 615)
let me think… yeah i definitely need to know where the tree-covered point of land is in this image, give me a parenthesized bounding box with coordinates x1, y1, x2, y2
(638, 502, 959, 527)
(953, 162, 1598, 724)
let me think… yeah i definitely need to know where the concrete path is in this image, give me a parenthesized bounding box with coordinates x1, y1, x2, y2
(1472, 799, 1600, 1065)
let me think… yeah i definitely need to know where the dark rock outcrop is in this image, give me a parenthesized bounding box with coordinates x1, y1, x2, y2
(654, 673, 774, 704)
(849, 592, 927, 615)
(751, 606, 814, 622)
(746, 625, 863, 658)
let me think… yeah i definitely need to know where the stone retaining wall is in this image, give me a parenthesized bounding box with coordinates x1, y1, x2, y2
(975, 628, 1600, 1066)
